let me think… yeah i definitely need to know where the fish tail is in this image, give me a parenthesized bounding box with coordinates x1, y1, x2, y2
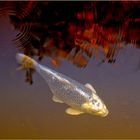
(16, 53, 38, 70)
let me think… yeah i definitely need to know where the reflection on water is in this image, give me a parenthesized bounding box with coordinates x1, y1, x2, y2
(0, 3, 140, 139)
(0, 1, 140, 85)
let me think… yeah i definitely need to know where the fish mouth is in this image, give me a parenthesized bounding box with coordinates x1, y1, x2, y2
(96, 108, 109, 117)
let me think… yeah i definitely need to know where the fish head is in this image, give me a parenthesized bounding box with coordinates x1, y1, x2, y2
(82, 94, 109, 117)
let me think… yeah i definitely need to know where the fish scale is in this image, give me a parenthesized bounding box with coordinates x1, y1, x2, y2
(36, 64, 92, 109)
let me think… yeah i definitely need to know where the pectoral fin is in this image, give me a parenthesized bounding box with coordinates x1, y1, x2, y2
(52, 96, 64, 103)
(82, 102, 92, 109)
(65, 108, 84, 115)
(85, 83, 96, 93)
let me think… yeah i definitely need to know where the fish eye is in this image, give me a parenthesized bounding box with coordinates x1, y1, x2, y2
(92, 99, 97, 104)
(96, 102, 103, 110)
(97, 102, 100, 107)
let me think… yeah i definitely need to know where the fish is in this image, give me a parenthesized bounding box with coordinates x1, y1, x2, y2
(16, 53, 109, 117)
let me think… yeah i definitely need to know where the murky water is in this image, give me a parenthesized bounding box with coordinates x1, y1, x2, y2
(0, 16, 140, 139)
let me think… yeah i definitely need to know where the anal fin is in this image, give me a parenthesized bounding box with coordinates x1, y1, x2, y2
(65, 108, 84, 115)
(52, 95, 64, 103)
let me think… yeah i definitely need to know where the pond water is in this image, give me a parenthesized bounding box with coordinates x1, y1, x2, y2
(0, 16, 140, 139)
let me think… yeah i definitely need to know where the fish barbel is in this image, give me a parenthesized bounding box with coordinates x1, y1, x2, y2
(16, 53, 109, 117)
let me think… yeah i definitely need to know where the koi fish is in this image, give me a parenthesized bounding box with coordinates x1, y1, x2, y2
(16, 53, 109, 117)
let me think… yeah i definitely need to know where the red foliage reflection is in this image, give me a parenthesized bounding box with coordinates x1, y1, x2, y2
(0, 1, 139, 84)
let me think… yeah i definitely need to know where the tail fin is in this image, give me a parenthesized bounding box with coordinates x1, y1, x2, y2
(16, 53, 37, 70)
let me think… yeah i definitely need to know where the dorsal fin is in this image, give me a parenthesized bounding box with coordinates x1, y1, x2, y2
(85, 83, 96, 93)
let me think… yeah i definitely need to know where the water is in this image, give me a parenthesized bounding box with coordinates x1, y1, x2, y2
(0, 16, 140, 139)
